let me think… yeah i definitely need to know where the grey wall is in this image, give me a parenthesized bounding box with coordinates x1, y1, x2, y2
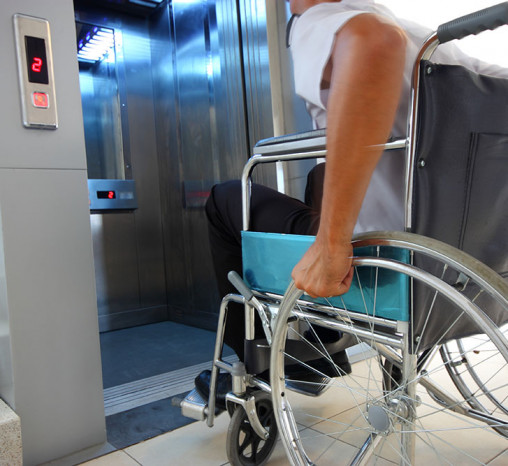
(0, 0, 106, 464)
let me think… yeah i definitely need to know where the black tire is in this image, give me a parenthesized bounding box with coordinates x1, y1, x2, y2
(226, 391, 278, 466)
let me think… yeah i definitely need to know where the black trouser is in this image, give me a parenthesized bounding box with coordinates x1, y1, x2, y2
(205, 164, 325, 360)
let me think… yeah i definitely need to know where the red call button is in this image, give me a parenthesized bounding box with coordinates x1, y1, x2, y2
(32, 92, 49, 108)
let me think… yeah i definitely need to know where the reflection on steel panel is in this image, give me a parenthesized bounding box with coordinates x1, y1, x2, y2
(76, 21, 125, 180)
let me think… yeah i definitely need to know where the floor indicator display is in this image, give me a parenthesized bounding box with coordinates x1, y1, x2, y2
(13, 14, 58, 129)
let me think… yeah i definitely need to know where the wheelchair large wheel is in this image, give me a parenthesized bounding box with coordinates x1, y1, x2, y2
(226, 391, 278, 466)
(269, 231, 508, 465)
(440, 332, 508, 437)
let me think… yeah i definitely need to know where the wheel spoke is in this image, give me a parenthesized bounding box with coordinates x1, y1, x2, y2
(268, 232, 508, 465)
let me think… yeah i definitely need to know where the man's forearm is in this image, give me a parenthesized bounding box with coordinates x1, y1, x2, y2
(292, 13, 407, 298)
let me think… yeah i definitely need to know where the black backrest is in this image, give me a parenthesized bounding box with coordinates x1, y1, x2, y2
(413, 60, 508, 279)
(412, 61, 508, 350)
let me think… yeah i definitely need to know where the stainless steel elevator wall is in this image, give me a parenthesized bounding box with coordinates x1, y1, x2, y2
(75, 0, 310, 332)
(152, 0, 276, 330)
(76, 4, 167, 331)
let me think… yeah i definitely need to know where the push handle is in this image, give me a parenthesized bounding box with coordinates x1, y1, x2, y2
(437, 2, 508, 43)
(228, 271, 254, 301)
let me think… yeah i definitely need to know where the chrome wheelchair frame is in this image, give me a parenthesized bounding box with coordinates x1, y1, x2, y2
(181, 4, 508, 465)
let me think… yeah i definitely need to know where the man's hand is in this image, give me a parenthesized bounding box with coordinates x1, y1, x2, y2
(292, 236, 354, 298)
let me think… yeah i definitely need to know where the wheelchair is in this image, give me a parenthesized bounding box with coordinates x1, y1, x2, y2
(181, 4, 508, 465)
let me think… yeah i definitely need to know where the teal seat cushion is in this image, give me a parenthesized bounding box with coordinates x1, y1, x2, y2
(242, 231, 409, 322)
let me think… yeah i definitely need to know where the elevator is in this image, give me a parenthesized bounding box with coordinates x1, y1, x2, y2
(0, 0, 311, 462)
(74, 0, 311, 333)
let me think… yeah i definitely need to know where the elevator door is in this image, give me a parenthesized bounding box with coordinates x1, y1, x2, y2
(152, 0, 258, 329)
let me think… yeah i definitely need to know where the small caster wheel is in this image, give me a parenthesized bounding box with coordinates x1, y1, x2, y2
(226, 391, 278, 465)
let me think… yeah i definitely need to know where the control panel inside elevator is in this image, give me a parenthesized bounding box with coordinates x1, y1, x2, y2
(13, 14, 58, 129)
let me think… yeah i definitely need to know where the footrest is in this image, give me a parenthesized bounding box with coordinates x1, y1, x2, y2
(181, 388, 207, 421)
(285, 377, 331, 397)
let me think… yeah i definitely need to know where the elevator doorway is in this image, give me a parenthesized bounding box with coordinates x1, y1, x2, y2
(74, 0, 283, 334)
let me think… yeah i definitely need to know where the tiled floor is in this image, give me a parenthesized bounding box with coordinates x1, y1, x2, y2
(71, 323, 508, 465)
(80, 411, 290, 466)
(79, 411, 508, 466)
(79, 355, 508, 466)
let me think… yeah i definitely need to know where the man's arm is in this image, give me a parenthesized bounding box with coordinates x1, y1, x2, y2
(292, 13, 407, 298)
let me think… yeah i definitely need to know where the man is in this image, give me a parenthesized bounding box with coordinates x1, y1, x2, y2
(203, 0, 503, 371)
(205, 0, 406, 364)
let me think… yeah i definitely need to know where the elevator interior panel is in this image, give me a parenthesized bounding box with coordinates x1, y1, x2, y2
(75, 1, 167, 332)
(76, 21, 126, 181)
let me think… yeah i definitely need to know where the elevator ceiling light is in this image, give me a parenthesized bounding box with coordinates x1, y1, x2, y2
(128, 0, 164, 7)
(78, 27, 115, 64)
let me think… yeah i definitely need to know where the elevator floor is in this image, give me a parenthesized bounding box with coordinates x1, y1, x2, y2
(100, 321, 234, 449)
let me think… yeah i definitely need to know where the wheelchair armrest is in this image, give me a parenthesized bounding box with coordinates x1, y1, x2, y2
(253, 129, 326, 155)
(242, 133, 406, 230)
(253, 130, 405, 157)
